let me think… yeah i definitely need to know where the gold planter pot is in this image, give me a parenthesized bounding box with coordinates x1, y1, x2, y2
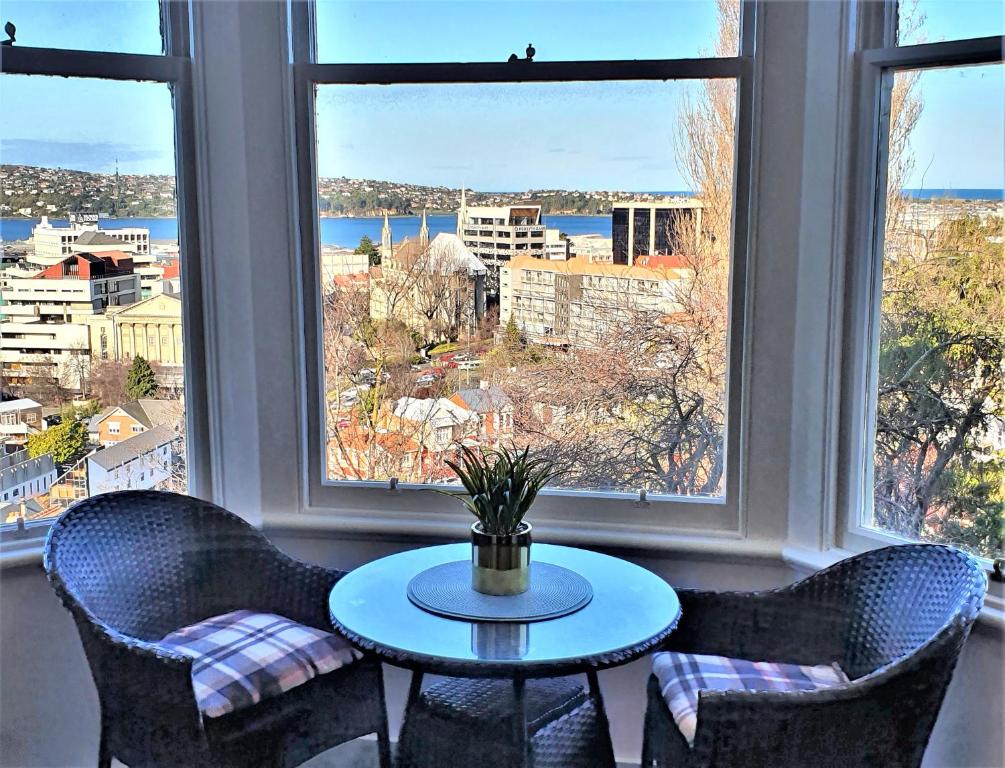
(471, 522, 532, 596)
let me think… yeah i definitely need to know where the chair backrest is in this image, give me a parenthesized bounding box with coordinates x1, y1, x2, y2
(801, 544, 987, 678)
(44, 490, 275, 641)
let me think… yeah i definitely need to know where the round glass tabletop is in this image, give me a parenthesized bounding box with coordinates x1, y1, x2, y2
(329, 543, 681, 677)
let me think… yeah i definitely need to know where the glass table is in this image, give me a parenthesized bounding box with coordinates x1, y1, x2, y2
(329, 542, 681, 767)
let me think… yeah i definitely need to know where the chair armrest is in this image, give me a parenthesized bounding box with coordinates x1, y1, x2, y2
(688, 666, 936, 768)
(252, 550, 347, 632)
(662, 588, 852, 665)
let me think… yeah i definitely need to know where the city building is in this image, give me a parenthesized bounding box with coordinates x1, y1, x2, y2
(320, 246, 370, 291)
(30, 216, 150, 263)
(84, 292, 183, 368)
(86, 422, 178, 495)
(68, 230, 164, 298)
(88, 399, 183, 447)
(0, 449, 56, 506)
(544, 229, 570, 261)
(567, 234, 614, 263)
(611, 200, 703, 265)
(456, 190, 546, 293)
(0, 252, 140, 390)
(500, 253, 691, 346)
(371, 216, 487, 339)
(0, 398, 44, 453)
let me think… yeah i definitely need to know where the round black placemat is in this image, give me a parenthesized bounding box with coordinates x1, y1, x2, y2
(407, 560, 593, 622)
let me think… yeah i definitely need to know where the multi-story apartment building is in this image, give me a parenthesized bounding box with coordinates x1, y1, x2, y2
(31, 216, 150, 263)
(500, 254, 690, 346)
(456, 191, 546, 294)
(0, 252, 140, 390)
(611, 200, 703, 265)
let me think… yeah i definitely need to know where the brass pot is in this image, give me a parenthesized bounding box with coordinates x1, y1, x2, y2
(471, 521, 531, 596)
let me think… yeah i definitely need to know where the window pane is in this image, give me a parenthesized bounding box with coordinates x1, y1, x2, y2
(871, 64, 1004, 559)
(316, 0, 737, 63)
(898, 0, 1003, 46)
(0, 75, 187, 525)
(315, 78, 737, 496)
(0, 0, 164, 55)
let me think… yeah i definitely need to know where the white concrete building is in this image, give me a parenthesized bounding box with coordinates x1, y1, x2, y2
(456, 191, 546, 293)
(567, 234, 614, 263)
(30, 216, 150, 263)
(0, 252, 140, 390)
(544, 228, 570, 261)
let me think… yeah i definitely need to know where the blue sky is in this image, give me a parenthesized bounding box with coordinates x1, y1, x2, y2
(0, 0, 1001, 191)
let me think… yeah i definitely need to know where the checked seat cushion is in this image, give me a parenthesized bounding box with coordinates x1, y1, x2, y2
(652, 651, 849, 746)
(161, 610, 361, 718)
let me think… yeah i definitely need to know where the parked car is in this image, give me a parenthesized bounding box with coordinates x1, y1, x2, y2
(416, 374, 438, 386)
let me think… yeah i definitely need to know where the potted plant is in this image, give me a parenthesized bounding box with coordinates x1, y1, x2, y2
(443, 446, 561, 596)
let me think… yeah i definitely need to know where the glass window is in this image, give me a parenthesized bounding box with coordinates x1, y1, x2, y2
(897, 0, 1003, 46)
(0, 75, 188, 524)
(315, 77, 736, 496)
(0, 0, 165, 56)
(869, 63, 1004, 560)
(315, 0, 736, 64)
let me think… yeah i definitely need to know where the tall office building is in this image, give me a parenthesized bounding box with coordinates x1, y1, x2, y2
(611, 200, 703, 265)
(457, 190, 546, 294)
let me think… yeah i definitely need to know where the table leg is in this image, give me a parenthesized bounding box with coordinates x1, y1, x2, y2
(407, 670, 424, 711)
(587, 670, 617, 768)
(512, 676, 529, 768)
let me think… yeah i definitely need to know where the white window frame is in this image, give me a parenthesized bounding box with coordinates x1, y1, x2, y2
(839, 4, 1003, 561)
(0, 0, 211, 537)
(288, 0, 758, 539)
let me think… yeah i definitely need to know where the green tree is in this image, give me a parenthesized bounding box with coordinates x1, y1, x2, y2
(355, 235, 381, 266)
(874, 215, 1004, 558)
(126, 356, 159, 399)
(27, 420, 88, 466)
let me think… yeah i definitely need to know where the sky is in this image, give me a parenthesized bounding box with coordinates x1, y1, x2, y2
(0, 0, 1002, 191)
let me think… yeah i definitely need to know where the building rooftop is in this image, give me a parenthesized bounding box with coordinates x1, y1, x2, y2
(504, 254, 690, 279)
(89, 399, 183, 433)
(87, 423, 177, 471)
(452, 385, 512, 413)
(0, 399, 42, 413)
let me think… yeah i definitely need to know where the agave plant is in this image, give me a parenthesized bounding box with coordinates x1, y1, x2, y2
(442, 445, 562, 535)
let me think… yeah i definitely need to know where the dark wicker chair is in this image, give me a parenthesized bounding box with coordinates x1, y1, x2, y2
(642, 544, 987, 768)
(43, 489, 392, 768)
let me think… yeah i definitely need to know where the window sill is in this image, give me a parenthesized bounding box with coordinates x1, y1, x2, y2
(261, 509, 784, 562)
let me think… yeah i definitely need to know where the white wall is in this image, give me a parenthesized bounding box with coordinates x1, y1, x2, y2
(3, 540, 1001, 768)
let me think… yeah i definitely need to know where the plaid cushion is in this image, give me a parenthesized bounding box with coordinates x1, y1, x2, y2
(161, 610, 362, 719)
(652, 652, 848, 746)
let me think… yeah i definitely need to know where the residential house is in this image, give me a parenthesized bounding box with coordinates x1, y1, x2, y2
(86, 423, 178, 495)
(88, 399, 182, 447)
(449, 383, 514, 446)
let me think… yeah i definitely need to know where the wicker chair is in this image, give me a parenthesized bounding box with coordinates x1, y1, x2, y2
(43, 489, 392, 768)
(642, 544, 987, 768)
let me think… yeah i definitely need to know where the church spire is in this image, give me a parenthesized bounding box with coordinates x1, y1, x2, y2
(419, 208, 429, 249)
(381, 210, 392, 260)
